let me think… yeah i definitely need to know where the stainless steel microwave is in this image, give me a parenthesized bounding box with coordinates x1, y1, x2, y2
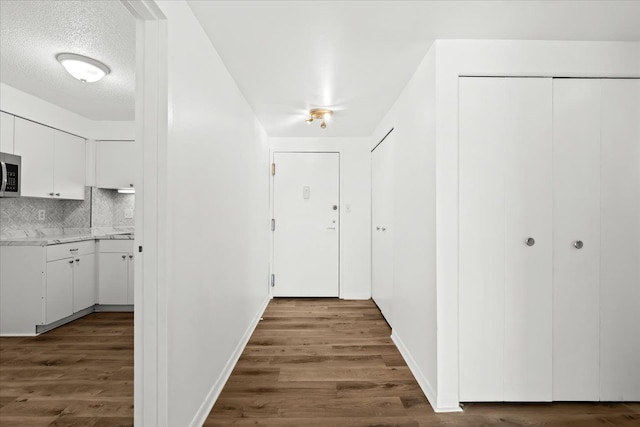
(0, 152, 21, 197)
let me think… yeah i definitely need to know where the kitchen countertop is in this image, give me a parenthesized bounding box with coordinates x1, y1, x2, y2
(0, 227, 134, 247)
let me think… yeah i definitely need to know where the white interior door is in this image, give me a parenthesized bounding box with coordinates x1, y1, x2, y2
(552, 79, 602, 401)
(503, 78, 553, 401)
(459, 77, 552, 401)
(600, 79, 640, 401)
(459, 77, 507, 401)
(272, 152, 340, 297)
(371, 132, 394, 325)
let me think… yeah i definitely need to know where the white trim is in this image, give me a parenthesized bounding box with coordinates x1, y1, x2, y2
(340, 293, 371, 300)
(188, 296, 271, 427)
(391, 330, 462, 413)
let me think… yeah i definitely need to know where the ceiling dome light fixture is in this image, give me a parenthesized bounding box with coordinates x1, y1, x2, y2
(56, 53, 110, 83)
(306, 108, 333, 129)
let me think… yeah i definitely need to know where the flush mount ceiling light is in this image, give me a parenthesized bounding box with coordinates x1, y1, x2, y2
(56, 53, 110, 83)
(306, 108, 333, 129)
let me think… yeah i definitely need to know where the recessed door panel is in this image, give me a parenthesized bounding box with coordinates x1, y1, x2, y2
(459, 77, 508, 401)
(552, 79, 602, 401)
(600, 79, 640, 401)
(503, 78, 553, 401)
(459, 77, 553, 401)
(273, 152, 339, 297)
(371, 132, 394, 325)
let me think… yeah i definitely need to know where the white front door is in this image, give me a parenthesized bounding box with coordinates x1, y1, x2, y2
(272, 152, 340, 297)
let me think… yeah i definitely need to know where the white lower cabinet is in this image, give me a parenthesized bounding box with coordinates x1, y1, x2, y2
(73, 253, 96, 313)
(45, 241, 96, 323)
(458, 77, 640, 402)
(45, 258, 74, 324)
(98, 240, 134, 305)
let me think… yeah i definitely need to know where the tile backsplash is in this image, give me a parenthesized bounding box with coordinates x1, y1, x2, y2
(0, 187, 134, 233)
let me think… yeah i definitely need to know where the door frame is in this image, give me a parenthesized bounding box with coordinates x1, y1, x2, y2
(120, 1, 167, 425)
(269, 150, 341, 298)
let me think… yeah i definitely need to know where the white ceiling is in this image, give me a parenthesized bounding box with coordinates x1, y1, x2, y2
(0, 0, 135, 121)
(188, 1, 640, 138)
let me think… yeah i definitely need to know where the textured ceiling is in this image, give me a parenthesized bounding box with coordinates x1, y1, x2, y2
(0, 0, 135, 121)
(188, 1, 640, 138)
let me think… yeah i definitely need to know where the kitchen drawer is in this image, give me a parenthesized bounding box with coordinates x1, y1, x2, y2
(47, 240, 95, 261)
(99, 240, 134, 253)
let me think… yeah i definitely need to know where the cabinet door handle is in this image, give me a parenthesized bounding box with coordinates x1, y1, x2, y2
(128, 254, 133, 259)
(75, 259, 80, 262)
(122, 255, 127, 260)
(55, 193, 60, 197)
(68, 260, 74, 264)
(574, 240, 584, 249)
(525, 237, 535, 246)
(49, 192, 55, 196)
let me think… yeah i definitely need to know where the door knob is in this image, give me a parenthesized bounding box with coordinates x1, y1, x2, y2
(376, 226, 381, 231)
(574, 240, 584, 249)
(332, 205, 338, 211)
(381, 227, 386, 231)
(525, 237, 535, 247)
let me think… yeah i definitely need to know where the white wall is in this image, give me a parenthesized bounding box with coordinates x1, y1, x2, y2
(269, 137, 371, 299)
(371, 44, 439, 409)
(155, 2, 270, 426)
(0, 83, 135, 140)
(434, 40, 640, 410)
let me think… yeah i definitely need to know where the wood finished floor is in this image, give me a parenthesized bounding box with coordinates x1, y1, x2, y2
(0, 301, 638, 426)
(0, 312, 133, 426)
(205, 298, 640, 426)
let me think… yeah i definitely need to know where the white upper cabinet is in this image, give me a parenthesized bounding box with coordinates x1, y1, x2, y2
(97, 140, 136, 189)
(54, 131, 86, 200)
(1, 111, 14, 153)
(14, 117, 56, 198)
(13, 117, 85, 200)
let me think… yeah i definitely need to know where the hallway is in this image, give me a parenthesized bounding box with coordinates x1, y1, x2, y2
(204, 298, 640, 426)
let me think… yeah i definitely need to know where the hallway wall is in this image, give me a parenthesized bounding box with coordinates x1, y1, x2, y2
(157, 2, 270, 426)
(371, 44, 439, 409)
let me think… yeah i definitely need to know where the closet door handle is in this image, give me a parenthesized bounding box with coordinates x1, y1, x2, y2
(376, 227, 381, 231)
(525, 237, 535, 247)
(574, 240, 584, 249)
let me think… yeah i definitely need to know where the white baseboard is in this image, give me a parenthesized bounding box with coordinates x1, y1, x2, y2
(189, 295, 271, 427)
(391, 330, 462, 413)
(340, 292, 371, 300)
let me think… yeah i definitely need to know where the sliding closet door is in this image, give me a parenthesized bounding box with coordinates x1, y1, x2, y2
(371, 133, 395, 325)
(459, 77, 552, 401)
(600, 79, 640, 401)
(552, 79, 601, 401)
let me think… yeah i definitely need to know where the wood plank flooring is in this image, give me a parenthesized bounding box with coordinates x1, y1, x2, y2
(0, 312, 133, 426)
(205, 298, 640, 426)
(1, 300, 638, 426)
